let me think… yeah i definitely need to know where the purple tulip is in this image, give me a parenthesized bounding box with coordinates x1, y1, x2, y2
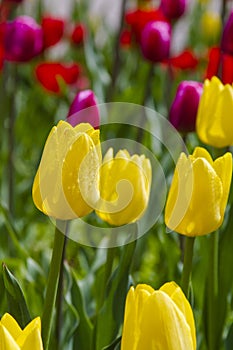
(160, 0, 187, 20)
(140, 21, 171, 63)
(3, 16, 43, 62)
(67, 90, 100, 128)
(169, 81, 203, 133)
(221, 11, 233, 55)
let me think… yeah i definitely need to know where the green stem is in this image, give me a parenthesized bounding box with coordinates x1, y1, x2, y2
(98, 235, 117, 310)
(208, 231, 219, 350)
(181, 236, 195, 297)
(42, 221, 67, 350)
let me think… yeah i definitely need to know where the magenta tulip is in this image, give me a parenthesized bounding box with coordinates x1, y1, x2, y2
(169, 81, 203, 133)
(3, 16, 43, 62)
(67, 90, 100, 128)
(140, 21, 171, 63)
(221, 11, 233, 55)
(160, 0, 187, 20)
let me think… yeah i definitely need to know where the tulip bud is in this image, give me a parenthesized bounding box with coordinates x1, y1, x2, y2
(121, 282, 196, 350)
(221, 11, 233, 55)
(160, 0, 186, 20)
(140, 21, 171, 63)
(67, 90, 100, 128)
(3, 16, 43, 62)
(165, 147, 232, 236)
(71, 23, 86, 45)
(169, 81, 203, 133)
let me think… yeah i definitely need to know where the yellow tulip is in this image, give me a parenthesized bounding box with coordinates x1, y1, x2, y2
(201, 12, 221, 43)
(95, 148, 151, 226)
(32, 121, 101, 220)
(196, 76, 233, 148)
(0, 313, 43, 349)
(165, 147, 232, 236)
(121, 282, 196, 350)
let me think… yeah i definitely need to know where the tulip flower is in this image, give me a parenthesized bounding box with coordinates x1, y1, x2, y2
(169, 81, 203, 132)
(221, 11, 233, 55)
(165, 147, 232, 236)
(3, 16, 43, 62)
(0, 313, 43, 349)
(160, 0, 187, 20)
(125, 8, 168, 42)
(41, 16, 65, 49)
(165, 49, 199, 70)
(121, 282, 196, 350)
(67, 89, 100, 128)
(95, 148, 151, 226)
(32, 121, 101, 220)
(196, 76, 233, 148)
(35, 62, 81, 93)
(205, 47, 233, 85)
(71, 23, 86, 45)
(201, 12, 221, 44)
(140, 21, 171, 63)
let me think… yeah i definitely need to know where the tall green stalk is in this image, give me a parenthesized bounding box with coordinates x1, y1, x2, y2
(181, 236, 195, 297)
(207, 230, 219, 350)
(42, 221, 67, 350)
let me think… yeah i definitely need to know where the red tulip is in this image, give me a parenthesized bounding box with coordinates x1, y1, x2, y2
(205, 47, 233, 84)
(35, 62, 81, 93)
(41, 16, 65, 49)
(166, 50, 199, 69)
(140, 20, 171, 63)
(120, 29, 132, 47)
(67, 89, 100, 128)
(71, 23, 86, 45)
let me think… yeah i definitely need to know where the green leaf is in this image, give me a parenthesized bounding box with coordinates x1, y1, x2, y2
(2, 263, 31, 328)
(103, 336, 121, 350)
(225, 323, 233, 350)
(94, 227, 137, 350)
(71, 269, 93, 350)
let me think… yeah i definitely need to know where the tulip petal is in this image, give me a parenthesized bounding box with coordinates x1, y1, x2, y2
(136, 291, 194, 350)
(214, 152, 232, 217)
(17, 319, 43, 350)
(160, 282, 196, 349)
(1, 313, 22, 340)
(0, 324, 20, 350)
(165, 153, 224, 236)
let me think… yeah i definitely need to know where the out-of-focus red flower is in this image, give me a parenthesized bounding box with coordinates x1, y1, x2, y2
(2, 16, 43, 62)
(205, 47, 220, 80)
(41, 16, 65, 49)
(35, 62, 81, 93)
(120, 29, 132, 47)
(160, 0, 187, 20)
(222, 54, 233, 84)
(205, 47, 233, 84)
(71, 23, 86, 45)
(166, 50, 199, 69)
(125, 8, 168, 42)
